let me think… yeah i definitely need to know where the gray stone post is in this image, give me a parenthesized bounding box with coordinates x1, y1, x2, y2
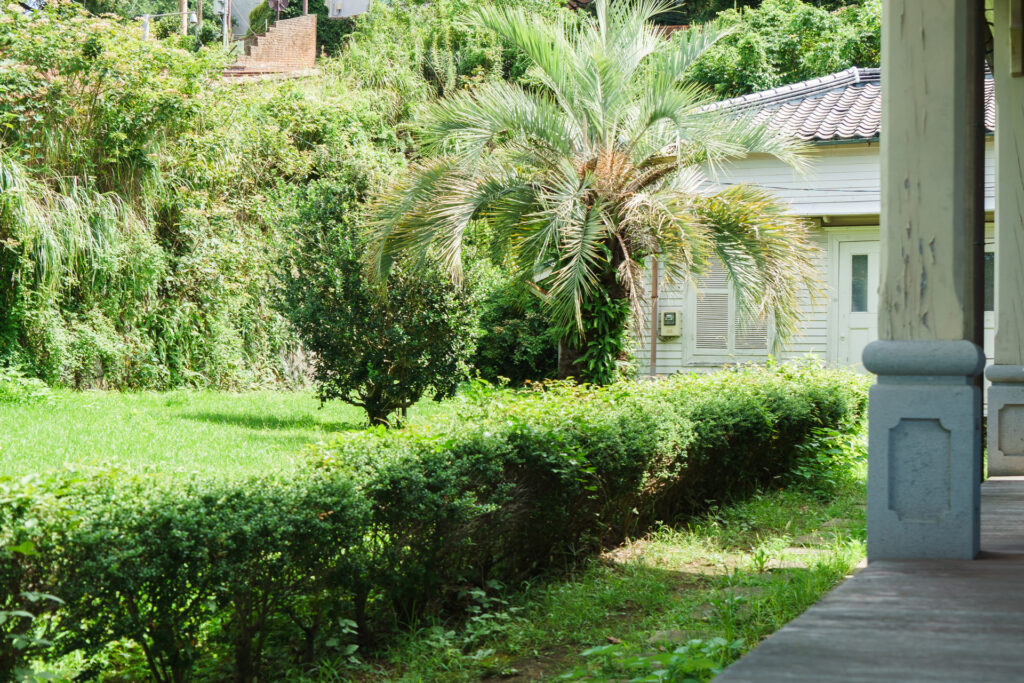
(869, 0, 985, 560)
(864, 341, 985, 559)
(987, 368, 1024, 475)
(987, 0, 1024, 476)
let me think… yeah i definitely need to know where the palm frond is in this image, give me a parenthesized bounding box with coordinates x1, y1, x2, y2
(370, 0, 820, 374)
(646, 21, 731, 90)
(471, 4, 585, 125)
(544, 198, 609, 332)
(367, 157, 462, 279)
(419, 81, 582, 162)
(690, 184, 821, 349)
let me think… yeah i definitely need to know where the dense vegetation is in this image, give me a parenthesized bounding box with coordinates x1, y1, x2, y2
(0, 0, 559, 392)
(0, 363, 868, 680)
(0, 2, 881, 679)
(0, 0, 878, 393)
(689, 0, 880, 98)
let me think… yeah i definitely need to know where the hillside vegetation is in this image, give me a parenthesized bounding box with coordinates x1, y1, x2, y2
(0, 0, 564, 389)
(0, 0, 877, 390)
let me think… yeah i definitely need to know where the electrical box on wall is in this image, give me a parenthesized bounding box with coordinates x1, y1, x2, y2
(659, 310, 681, 338)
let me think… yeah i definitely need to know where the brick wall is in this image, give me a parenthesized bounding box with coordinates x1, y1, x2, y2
(238, 14, 316, 72)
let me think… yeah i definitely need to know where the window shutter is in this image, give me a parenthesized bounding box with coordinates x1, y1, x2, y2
(695, 260, 730, 350)
(695, 293, 730, 349)
(698, 259, 728, 289)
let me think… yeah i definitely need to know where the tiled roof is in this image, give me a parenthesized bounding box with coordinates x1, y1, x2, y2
(702, 67, 996, 142)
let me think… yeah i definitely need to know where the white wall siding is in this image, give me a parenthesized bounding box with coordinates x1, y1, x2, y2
(707, 140, 994, 217)
(779, 229, 831, 362)
(635, 268, 691, 375)
(636, 229, 832, 376)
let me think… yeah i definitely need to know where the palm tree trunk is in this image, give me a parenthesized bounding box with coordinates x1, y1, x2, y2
(557, 336, 583, 380)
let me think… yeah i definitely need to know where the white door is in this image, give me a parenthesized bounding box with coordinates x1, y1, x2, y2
(838, 241, 879, 370)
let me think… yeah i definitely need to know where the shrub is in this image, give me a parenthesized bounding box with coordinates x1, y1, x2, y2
(472, 276, 559, 385)
(278, 180, 479, 426)
(0, 366, 51, 404)
(0, 363, 868, 679)
(46, 472, 368, 682)
(309, 362, 869, 614)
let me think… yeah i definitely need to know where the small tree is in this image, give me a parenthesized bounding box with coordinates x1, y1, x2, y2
(280, 181, 477, 426)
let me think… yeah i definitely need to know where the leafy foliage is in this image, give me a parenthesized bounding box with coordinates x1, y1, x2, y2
(788, 423, 867, 497)
(278, 180, 479, 426)
(0, 363, 868, 679)
(370, 0, 818, 384)
(0, 0, 579, 390)
(0, 4, 295, 389)
(472, 276, 559, 385)
(570, 636, 745, 682)
(688, 0, 881, 98)
(0, 366, 51, 404)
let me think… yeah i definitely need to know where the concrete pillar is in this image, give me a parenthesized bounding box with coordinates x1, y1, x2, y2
(987, 0, 1024, 476)
(866, 0, 986, 560)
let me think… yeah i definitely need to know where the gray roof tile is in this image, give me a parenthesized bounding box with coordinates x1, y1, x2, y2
(702, 67, 995, 142)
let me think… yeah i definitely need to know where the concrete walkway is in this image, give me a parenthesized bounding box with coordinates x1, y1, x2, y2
(715, 477, 1024, 682)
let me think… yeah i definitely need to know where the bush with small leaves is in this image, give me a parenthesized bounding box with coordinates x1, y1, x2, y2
(0, 362, 868, 679)
(278, 180, 479, 427)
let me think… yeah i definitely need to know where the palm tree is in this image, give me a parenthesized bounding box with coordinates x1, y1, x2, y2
(369, 0, 818, 383)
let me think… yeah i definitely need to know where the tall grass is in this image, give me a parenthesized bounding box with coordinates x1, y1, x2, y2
(0, 154, 150, 296)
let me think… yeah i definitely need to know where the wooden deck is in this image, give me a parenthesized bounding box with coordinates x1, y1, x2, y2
(715, 477, 1024, 682)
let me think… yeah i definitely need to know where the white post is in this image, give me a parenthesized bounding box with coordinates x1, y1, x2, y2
(179, 0, 188, 35)
(986, 0, 1024, 475)
(141, 15, 151, 40)
(865, 0, 986, 560)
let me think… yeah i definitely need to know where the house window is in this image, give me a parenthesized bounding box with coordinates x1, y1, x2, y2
(851, 254, 869, 313)
(693, 259, 768, 355)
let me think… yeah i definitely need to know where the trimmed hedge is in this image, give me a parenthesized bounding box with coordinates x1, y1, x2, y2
(0, 363, 868, 680)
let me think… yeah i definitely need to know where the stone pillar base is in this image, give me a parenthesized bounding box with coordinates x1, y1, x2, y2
(985, 365, 1024, 476)
(863, 340, 984, 561)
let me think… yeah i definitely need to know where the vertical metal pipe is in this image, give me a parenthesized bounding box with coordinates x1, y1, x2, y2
(650, 258, 659, 378)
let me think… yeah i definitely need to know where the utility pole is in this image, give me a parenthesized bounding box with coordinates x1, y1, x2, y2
(226, 0, 232, 47)
(179, 0, 188, 34)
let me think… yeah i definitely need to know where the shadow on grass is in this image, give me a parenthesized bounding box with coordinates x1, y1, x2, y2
(180, 411, 365, 434)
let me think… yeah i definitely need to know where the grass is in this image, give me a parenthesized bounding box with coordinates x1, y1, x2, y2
(368, 468, 867, 682)
(0, 389, 448, 479)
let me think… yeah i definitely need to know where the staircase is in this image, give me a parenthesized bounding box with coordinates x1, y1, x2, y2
(223, 14, 317, 78)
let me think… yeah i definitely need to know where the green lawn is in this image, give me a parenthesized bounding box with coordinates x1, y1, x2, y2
(0, 389, 442, 479)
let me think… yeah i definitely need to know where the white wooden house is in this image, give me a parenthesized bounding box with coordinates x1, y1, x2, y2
(636, 66, 997, 374)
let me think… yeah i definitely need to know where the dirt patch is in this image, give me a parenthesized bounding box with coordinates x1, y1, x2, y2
(481, 645, 578, 681)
